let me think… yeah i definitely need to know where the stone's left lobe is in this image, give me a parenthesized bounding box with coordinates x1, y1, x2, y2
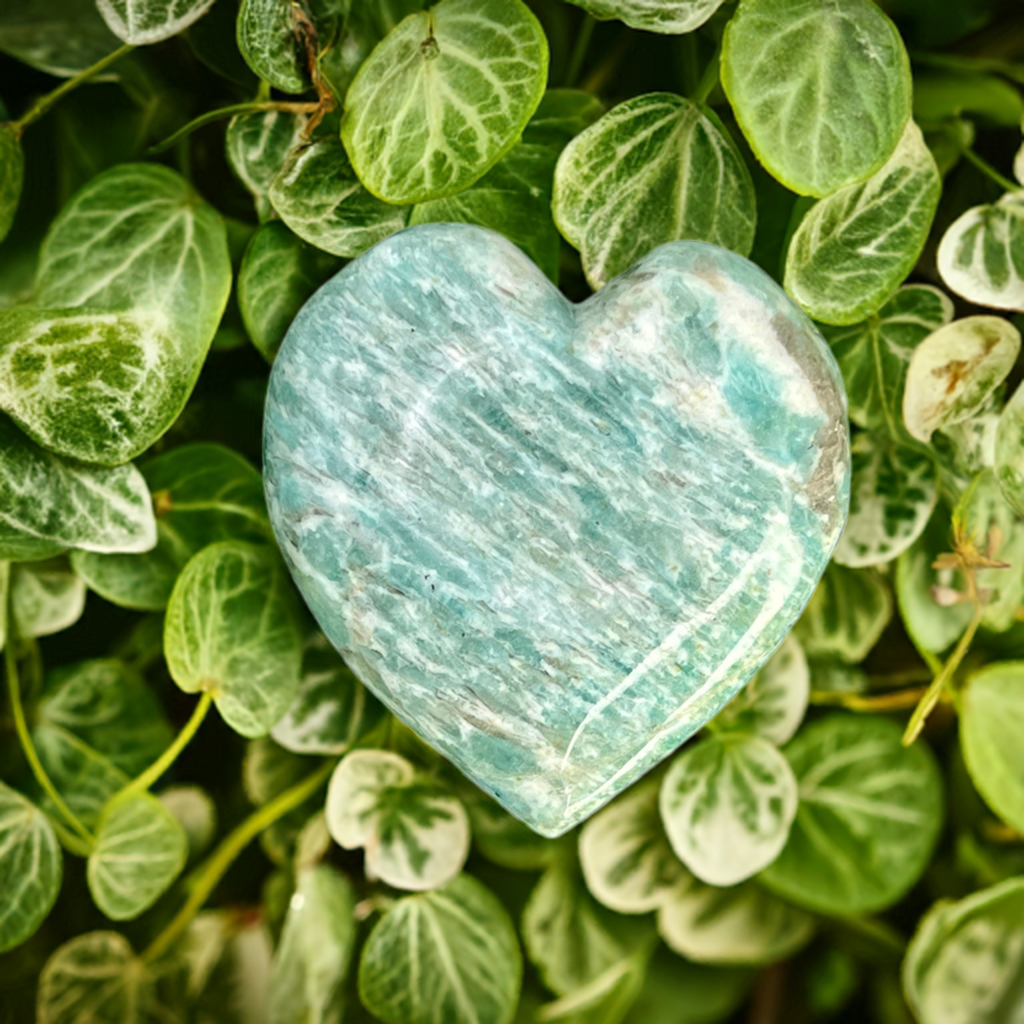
(264, 223, 850, 837)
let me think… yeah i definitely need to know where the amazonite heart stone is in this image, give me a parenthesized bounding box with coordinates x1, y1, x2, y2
(264, 224, 850, 836)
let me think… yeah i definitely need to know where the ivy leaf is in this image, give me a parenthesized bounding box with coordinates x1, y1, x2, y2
(270, 633, 387, 756)
(0, 782, 62, 954)
(578, 778, 685, 915)
(783, 121, 941, 326)
(960, 662, 1024, 834)
(903, 877, 1024, 1024)
(158, 784, 216, 863)
(226, 110, 306, 222)
(721, 0, 912, 197)
(236, 0, 308, 94)
(0, 123, 23, 245)
(0, 0, 120, 77)
(823, 284, 953, 441)
(657, 876, 814, 966)
(10, 558, 86, 637)
(761, 714, 944, 915)
(832, 433, 938, 568)
(0, 416, 156, 562)
(36, 931, 176, 1024)
(936, 190, 1024, 311)
(87, 793, 188, 921)
(71, 443, 269, 611)
(536, 948, 649, 1024)
(794, 563, 893, 664)
(0, 164, 231, 465)
(903, 316, 1021, 443)
(995, 378, 1024, 517)
(358, 874, 522, 1024)
(267, 865, 356, 1024)
(713, 634, 809, 746)
(660, 733, 798, 887)
(523, 860, 625, 996)
(341, 0, 549, 205)
(97, 0, 215, 44)
(325, 749, 469, 891)
(552, 93, 756, 291)
(164, 541, 303, 738)
(269, 135, 410, 259)
(238, 222, 341, 363)
(563, 0, 725, 34)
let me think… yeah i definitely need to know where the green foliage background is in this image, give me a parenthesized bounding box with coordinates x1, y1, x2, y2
(1, 0, 1024, 1022)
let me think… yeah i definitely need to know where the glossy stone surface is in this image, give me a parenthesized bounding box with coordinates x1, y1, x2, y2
(264, 224, 850, 836)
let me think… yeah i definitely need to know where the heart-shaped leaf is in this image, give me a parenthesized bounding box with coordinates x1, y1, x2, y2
(11, 558, 86, 637)
(358, 874, 521, 1024)
(536, 949, 649, 1024)
(712, 634, 809, 745)
(267, 864, 357, 1024)
(0, 416, 156, 562)
(657, 876, 813, 966)
(579, 778, 684, 915)
(761, 714, 943, 915)
(903, 316, 1021, 443)
(553, 92, 756, 291)
(936, 190, 1024, 311)
(238, 222, 342, 362)
(960, 662, 1024, 834)
(87, 793, 188, 920)
(784, 121, 940, 325)
(158, 785, 216, 862)
(164, 541, 304, 738)
(271, 634, 387, 756)
(71, 443, 269, 611)
(341, 0, 549, 204)
(0, 782, 62, 953)
(903, 877, 1024, 1024)
(97, 0, 215, 44)
(660, 733, 798, 887)
(236, 0, 309, 94)
(0, 123, 23, 245)
(823, 284, 953, 441)
(269, 135, 410, 259)
(0, 0, 121, 77)
(564, 0, 725, 34)
(325, 749, 469, 891)
(722, 0, 911, 197)
(226, 110, 307, 222)
(522, 860, 625, 996)
(996, 381, 1024, 517)
(0, 164, 231, 465)
(832, 432, 938, 568)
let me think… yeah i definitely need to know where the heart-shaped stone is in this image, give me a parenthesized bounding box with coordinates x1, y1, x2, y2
(264, 224, 850, 837)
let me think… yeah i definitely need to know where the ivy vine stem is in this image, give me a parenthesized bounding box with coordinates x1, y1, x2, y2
(810, 686, 929, 713)
(147, 100, 322, 154)
(118, 692, 212, 800)
(4, 618, 95, 848)
(142, 757, 335, 965)
(565, 15, 596, 89)
(13, 44, 135, 136)
(961, 147, 1020, 194)
(691, 46, 721, 106)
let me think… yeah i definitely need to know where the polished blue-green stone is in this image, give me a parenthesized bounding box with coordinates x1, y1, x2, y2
(264, 224, 850, 836)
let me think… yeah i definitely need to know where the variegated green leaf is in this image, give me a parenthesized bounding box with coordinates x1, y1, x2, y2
(660, 734, 798, 887)
(903, 877, 1024, 1024)
(341, 0, 549, 204)
(459, 786, 562, 871)
(358, 874, 521, 1024)
(833, 433, 938, 568)
(552, 92, 756, 291)
(657, 875, 813, 966)
(236, 0, 307, 93)
(158, 785, 216, 862)
(0, 782, 62, 953)
(164, 541, 304, 738)
(536, 948, 649, 1024)
(97, 0, 215, 44)
(579, 779, 683, 915)
(10, 558, 86, 637)
(721, 0, 912, 197)
(794, 563, 892, 664)
(226, 110, 306, 222)
(713, 634, 809, 745)
(903, 316, 1021, 443)
(269, 135, 410, 259)
(937, 190, 1024, 311)
(784, 121, 940, 326)
(995, 379, 1024, 517)
(0, 0, 120, 77)
(0, 416, 156, 562)
(87, 793, 187, 920)
(563, 0, 724, 34)
(0, 123, 23, 245)
(761, 714, 943, 915)
(523, 860, 624, 997)
(325, 750, 469, 891)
